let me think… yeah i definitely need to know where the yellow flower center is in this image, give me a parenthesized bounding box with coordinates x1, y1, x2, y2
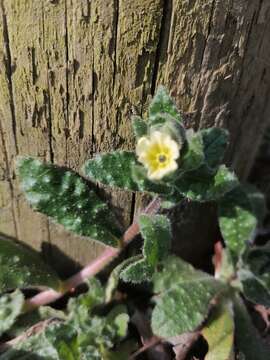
(136, 131, 180, 180)
(158, 154, 167, 163)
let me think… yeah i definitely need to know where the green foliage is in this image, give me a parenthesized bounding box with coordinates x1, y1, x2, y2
(2, 86, 268, 359)
(17, 157, 120, 247)
(233, 296, 270, 360)
(131, 165, 172, 195)
(132, 116, 148, 139)
(245, 243, 270, 289)
(8, 306, 66, 338)
(83, 151, 138, 191)
(177, 130, 204, 174)
(200, 127, 229, 170)
(0, 290, 24, 337)
(151, 256, 225, 337)
(218, 187, 257, 258)
(120, 214, 171, 283)
(174, 165, 238, 201)
(1, 279, 130, 360)
(149, 86, 182, 123)
(0, 234, 60, 292)
(201, 300, 234, 360)
(239, 270, 270, 308)
(243, 184, 267, 226)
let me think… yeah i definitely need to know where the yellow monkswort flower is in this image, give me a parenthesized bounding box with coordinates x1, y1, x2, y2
(136, 131, 180, 181)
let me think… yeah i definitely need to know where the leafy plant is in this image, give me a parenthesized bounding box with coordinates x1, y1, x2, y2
(0, 87, 269, 359)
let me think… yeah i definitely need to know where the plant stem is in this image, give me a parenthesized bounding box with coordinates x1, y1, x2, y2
(25, 197, 161, 311)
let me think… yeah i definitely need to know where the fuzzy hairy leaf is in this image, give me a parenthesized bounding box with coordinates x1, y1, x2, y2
(67, 278, 105, 329)
(0, 290, 24, 337)
(175, 165, 238, 201)
(149, 86, 182, 123)
(120, 258, 153, 283)
(178, 130, 204, 174)
(106, 256, 142, 302)
(245, 244, 270, 291)
(243, 184, 266, 226)
(139, 214, 171, 267)
(0, 323, 78, 360)
(218, 187, 257, 258)
(201, 128, 229, 169)
(132, 116, 148, 139)
(1, 280, 129, 360)
(120, 215, 171, 283)
(233, 296, 270, 360)
(201, 301, 234, 360)
(0, 234, 60, 292)
(83, 151, 138, 191)
(239, 270, 270, 308)
(17, 157, 120, 247)
(132, 165, 173, 195)
(8, 306, 66, 338)
(151, 256, 225, 337)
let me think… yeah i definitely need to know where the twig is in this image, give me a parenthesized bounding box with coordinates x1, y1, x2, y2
(130, 310, 171, 360)
(24, 197, 161, 311)
(0, 318, 60, 353)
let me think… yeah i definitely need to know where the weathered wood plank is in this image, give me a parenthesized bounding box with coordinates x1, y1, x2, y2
(157, 0, 270, 178)
(0, 0, 270, 271)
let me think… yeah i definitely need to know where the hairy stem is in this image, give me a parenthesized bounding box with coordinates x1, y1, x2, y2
(25, 197, 161, 311)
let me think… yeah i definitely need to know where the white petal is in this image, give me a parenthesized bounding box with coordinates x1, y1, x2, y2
(136, 137, 150, 156)
(150, 131, 166, 144)
(163, 138, 180, 159)
(148, 160, 178, 180)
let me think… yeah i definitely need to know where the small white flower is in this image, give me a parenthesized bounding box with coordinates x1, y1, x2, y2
(136, 131, 180, 180)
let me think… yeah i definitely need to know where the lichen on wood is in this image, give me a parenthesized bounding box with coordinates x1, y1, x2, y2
(0, 0, 270, 270)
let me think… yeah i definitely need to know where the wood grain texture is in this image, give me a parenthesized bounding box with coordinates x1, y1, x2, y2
(0, 0, 269, 271)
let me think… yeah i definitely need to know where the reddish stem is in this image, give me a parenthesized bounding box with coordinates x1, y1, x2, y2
(25, 197, 160, 311)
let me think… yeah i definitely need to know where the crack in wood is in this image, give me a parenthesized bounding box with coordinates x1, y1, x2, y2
(199, 0, 216, 70)
(0, 0, 18, 154)
(0, 120, 19, 239)
(112, 0, 119, 90)
(151, 0, 172, 95)
(64, 0, 70, 164)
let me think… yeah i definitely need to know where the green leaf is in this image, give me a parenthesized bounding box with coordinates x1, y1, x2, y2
(105, 256, 142, 302)
(0, 234, 61, 292)
(132, 116, 148, 139)
(218, 187, 257, 258)
(139, 214, 171, 267)
(67, 277, 105, 329)
(1, 280, 129, 360)
(120, 258, 153, 283)
(0, 323, 78, 360)
(239, 270, 270, 308)
(8, 306, 66, 338)
(242, 184, 266, 226)
(201, 301, 234, 360)
(178, 130, 204, 174)
(149, 86, 182, 123)
(201, 128, 229, 169)
(245, 243, 270, 288)
(17, 157, 120, 247)
(151, 256, 225, 337)
(120, 215, 171, 283)
(233, 296, 270, 360)
(0, 290, 24, 336)
(132, 165, 172, 195)
(175, 165, 238, 201)
(83, 151, 138, 191)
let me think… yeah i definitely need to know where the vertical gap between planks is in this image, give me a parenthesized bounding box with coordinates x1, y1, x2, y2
(0, 0, 19, 239)
(151, 0, 173, 95)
